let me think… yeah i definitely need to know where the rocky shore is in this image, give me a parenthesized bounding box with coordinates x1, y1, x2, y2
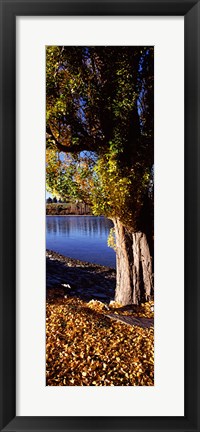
(46, 249, 154, 329)
(46, 249, 116, 303)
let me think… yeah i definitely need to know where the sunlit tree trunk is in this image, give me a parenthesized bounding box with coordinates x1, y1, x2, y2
(114, 219, 153, 305)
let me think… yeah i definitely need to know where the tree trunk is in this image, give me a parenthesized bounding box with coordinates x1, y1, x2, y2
(114, 219, 153, 305)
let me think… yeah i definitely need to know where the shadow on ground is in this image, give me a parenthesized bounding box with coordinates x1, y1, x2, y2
(46, 252, 116, 303)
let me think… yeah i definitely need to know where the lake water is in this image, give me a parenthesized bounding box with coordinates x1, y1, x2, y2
(46, 216, 116, 268)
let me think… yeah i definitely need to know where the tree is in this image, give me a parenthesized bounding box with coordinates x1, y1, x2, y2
(46, 46, 154, 305)
(46, 197, 52, 203)
(52, 196, 57, 203)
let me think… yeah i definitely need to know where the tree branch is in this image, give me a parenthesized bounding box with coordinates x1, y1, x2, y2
(46, 124, 101, 153)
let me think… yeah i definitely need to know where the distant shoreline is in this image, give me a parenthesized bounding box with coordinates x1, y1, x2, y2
(46, 214, 102, 217)
(46, 202, 91, 216)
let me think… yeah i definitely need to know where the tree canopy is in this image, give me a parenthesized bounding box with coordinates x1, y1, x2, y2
(46, 46, 154, 232)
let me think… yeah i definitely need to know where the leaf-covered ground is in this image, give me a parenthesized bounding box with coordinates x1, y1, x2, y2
(46, 291, 154, 386)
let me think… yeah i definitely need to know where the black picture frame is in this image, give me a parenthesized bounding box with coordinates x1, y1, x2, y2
(0, 1, 199, 431)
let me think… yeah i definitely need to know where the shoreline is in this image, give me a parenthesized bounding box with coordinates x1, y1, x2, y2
(46, 248, 116, 271)
(46, 249, 154, 327)
(46, 249, 116, 303)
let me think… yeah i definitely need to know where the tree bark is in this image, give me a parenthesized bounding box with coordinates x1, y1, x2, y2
(114, 219, 153, 305)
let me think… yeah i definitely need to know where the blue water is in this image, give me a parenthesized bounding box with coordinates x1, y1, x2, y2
(46, 216, 116, 268)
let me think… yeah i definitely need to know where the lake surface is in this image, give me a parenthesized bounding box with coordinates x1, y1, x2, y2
(46, 216, 116, 268)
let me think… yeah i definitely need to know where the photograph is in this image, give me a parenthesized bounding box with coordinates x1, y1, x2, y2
(1, 0, 200, 428)
(46, 46, 154, 386)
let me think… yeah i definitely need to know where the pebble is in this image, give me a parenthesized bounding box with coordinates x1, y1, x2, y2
(62, 283, 71, 289)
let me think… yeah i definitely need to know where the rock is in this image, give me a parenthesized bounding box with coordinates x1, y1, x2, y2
(62, 283, 71, 289)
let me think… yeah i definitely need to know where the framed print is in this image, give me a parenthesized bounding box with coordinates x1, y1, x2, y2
(17, 16, 184, 415)
(0, 1, 200, 431)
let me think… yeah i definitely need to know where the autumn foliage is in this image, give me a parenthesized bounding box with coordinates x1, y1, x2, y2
(46, 293, 154, 386)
